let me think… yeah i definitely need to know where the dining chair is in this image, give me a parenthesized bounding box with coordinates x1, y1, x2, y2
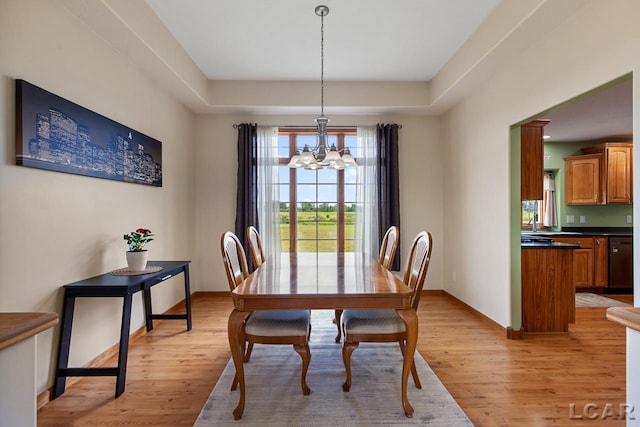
(220, 231, 312, 395)
(340, 230, 433, 392)
(334, 225, 400, 343)
(246, 225, 265, 269)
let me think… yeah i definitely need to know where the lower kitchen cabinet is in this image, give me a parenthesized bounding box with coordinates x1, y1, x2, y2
(551, 236, 608, 289)
(552, 237, 594, 288)
(594, 236, 609, 287)
(522, 247, 575, 332)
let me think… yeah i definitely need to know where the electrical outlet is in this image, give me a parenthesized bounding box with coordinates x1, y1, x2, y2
(579, 215, 586, 224)
(567, 215, 575, 224)
(627, 215, 633, 224)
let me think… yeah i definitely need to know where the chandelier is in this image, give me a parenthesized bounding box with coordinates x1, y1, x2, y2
(288, 5, 357, 170)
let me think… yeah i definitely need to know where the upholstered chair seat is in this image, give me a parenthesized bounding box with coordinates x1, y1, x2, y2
(341, 309, 406, 335)
(245, 310, 311, 337)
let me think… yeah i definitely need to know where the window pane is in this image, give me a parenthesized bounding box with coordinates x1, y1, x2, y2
(317, 184, 336, 203)
(278, 136, 290, 158)
(318, 207, 337, 239)
(344, 167, 357, 184)
(278, 166, 290, 182)
(297, 206, 317, 240)
(345, 211, 355, 240)
(344, 184, 356, 203)
(280, 239, 290, 253)
(344, 239, 355, 252)
(297, 184, 316, 202)
(317, 167, 337, 183)
(297, 168, 317, 184)
(317, 239, 337, 252)
(279, 202, 290, 226)
(279, 184, 290, 203)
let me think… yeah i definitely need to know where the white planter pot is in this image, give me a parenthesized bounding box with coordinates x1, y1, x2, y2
(126, 250, 149, 271)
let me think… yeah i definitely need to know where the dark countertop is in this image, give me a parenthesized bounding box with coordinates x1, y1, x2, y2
(521, 242, 581, 249)
(553, 227, 632, 236)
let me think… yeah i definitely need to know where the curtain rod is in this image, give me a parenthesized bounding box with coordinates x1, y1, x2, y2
(232, 124, 402, 129)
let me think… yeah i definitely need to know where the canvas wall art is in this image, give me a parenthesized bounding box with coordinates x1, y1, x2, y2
(15, 79, 162, 187)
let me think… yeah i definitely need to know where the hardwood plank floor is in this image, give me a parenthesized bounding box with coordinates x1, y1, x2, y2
(37, 293, 631, 426)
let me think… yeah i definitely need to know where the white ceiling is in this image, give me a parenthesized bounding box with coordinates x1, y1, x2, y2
(540, 77, 633, 143)
(63, 1, 632, 142)
(143, 0, 633, 142)
(145, 0, 501, 81)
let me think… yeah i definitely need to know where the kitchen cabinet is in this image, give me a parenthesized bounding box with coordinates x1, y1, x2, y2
(581, 143, 632, 204)
(521, 247, 574, 332)
(564, 154, 602, 205)
(521, 120, 550, 200)
(551, 236, 608, 289)
(593, 236, 609, 287)
(564, 142, 632, 205)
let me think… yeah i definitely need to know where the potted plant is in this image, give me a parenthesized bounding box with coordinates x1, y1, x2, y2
(123, 228, 154, 271)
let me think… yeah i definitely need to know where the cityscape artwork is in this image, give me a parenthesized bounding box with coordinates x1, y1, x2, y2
(15, 79, 162, 187)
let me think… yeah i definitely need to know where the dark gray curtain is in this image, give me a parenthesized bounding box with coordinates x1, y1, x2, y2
(234, 123, 258, 270)
(377, 124, 401, 271)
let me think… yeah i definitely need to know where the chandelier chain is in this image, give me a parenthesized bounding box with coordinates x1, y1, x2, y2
(320, 10, 324, 116)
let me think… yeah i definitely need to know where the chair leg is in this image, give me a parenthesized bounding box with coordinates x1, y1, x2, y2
(232, 337, 249, 390)
(293, 343, 311, 395)
(244, 342, 254, 362)
(334, 309, 343, 343)
(342, 341, 358, 392)
(399, 340, 421, 389)
(231, 372, 238, 391)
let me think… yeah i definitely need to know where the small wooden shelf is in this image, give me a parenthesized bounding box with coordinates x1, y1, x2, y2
(0, 312, 58, 351)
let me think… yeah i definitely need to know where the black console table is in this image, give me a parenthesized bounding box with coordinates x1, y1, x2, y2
(53, 260, 192, 398)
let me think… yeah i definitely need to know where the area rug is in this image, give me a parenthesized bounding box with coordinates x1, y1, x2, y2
(575, 293, 632, 307)
(194, 310, 471, 426)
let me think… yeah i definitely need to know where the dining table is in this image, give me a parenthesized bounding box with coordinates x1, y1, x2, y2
(228, 251, 418, 420)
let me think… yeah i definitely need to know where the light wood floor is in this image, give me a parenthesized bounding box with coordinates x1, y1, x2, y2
(37, 293, 633, 426)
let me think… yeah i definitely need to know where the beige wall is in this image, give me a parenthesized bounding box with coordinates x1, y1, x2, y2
(0, 0, 196, 393)
(442, 0, 639, 326)
(3, 0, 639, 409)
(194, 113, 444, 293)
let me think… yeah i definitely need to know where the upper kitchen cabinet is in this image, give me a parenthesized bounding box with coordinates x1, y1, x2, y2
(521, 120, 550, 200)
(582, 142, 633, 204)
(564, 154, 602, 205)
(565, 142, 633, 205)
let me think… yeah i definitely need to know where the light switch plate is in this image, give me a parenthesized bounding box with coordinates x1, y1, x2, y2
(567, 215, 575, 224)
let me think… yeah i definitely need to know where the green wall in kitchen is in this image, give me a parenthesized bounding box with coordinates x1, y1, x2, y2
(543, 140, 633, 229)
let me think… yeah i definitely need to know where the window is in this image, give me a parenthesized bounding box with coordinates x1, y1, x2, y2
(277, 128, 358, 252)
(521, 200, 541, 228)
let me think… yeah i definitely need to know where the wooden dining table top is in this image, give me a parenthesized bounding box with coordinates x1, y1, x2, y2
(231, 252, 414, 311)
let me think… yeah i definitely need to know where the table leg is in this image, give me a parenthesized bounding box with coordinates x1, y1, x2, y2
(183, 265, 192, 331)
(396, 308, 418, 418)
(228, 309, 250, 420)
(52, 291, 75, 398)
(143, 288, 153, 332)
(115, 293, 133, 397)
